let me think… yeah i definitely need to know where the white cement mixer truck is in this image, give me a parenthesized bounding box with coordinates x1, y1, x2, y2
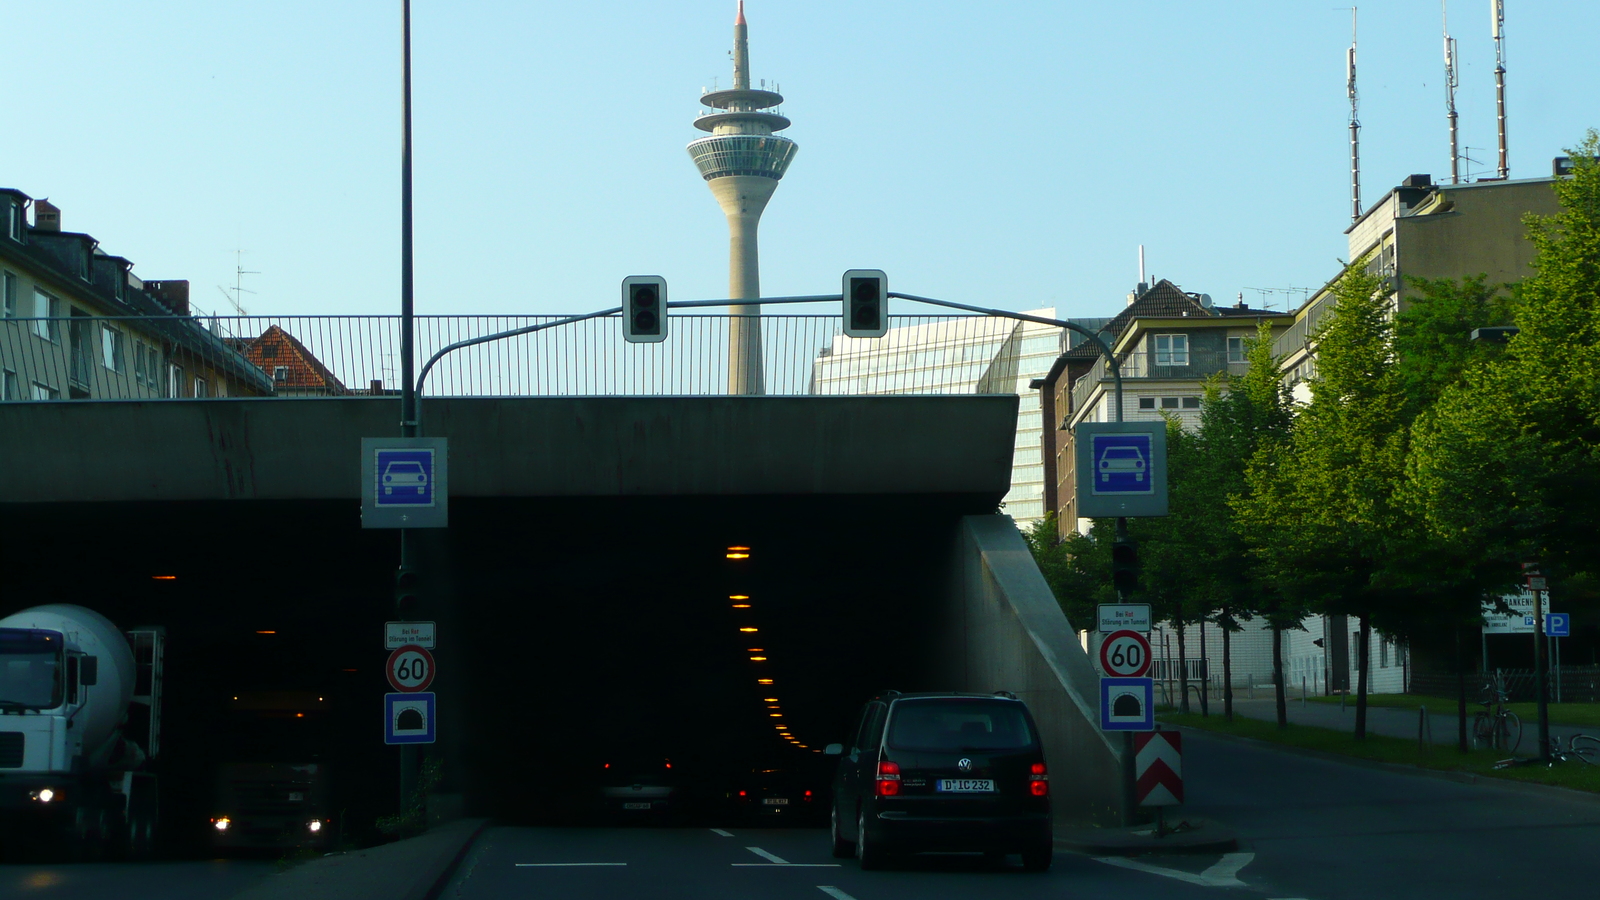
(0, 604, 163, 858)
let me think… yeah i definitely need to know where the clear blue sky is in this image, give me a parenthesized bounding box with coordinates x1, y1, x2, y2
(6, 1, 1598, 319)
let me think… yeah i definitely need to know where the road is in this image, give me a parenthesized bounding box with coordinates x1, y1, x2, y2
(0, 859, 274, 899)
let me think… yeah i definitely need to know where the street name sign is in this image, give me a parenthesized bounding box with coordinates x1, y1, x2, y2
(1074, 422, 1168, 517)
(361, 437, 449, 529)
(386, 621, 436, 650)
(1134, 730, 1183, 806)
(386, 644, 436, 693)
(384, 692, 436, 745)
(1100, 677, 1154, 732)
(1100, 629, 1152, 678)
(1098, 603, 1152, 633)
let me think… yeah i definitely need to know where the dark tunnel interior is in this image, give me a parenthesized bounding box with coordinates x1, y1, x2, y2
(0, 493, 984, 850)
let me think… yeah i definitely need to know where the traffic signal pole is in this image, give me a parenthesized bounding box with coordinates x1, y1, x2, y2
(398, 0, 419, 822)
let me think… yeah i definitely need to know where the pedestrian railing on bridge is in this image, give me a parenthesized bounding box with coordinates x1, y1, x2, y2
(0, 313, 1033, 402)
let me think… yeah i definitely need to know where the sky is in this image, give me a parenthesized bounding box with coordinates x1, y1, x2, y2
(5, 1, 1599, 321)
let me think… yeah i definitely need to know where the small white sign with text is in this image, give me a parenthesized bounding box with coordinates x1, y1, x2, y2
(386, 621, 436, 650)
(1098, 604, 1152, 633)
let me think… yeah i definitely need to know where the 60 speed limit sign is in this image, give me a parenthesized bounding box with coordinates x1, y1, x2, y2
(386, 644, 436, 692)
(1100, 629, 1152, 678)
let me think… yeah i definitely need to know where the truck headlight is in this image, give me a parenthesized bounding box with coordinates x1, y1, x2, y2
(307, 820, 323, 833)
(32, 788, 56, 803)
(213, 817, 231, 831)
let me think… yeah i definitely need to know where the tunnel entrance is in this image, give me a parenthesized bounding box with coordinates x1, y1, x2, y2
(0, 492, 982, 840)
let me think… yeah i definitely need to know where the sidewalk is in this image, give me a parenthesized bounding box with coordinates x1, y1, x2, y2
(1224, 696, 1591, 748)
(230, 818, 488, 900)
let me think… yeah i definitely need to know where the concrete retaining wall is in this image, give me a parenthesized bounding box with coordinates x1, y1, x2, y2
(952, 515, 1126, 828)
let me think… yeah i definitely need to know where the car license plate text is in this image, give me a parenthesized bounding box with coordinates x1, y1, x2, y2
(622, 802, 652, 810)
(936, 779, 995, 793)
(763, 797, 789, 805)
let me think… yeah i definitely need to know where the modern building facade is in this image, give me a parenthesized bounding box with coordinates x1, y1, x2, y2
(0, 189, 271, 402)
(688, 1, 797, 395)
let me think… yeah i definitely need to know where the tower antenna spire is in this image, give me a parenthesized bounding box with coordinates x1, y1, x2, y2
(1443, 2, 1460, 184)
(1346, 7, 1362, 223)
(1492, 0, 1508, 179)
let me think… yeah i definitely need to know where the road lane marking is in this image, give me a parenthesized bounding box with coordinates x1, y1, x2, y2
(1095, 851, 1254, 888)
(710, 828, 734, 837)
(732, 864, 843, 867)
(515, 863, 628, 867)
(817, 888, 859, 900)
(745, 846, 789, 864)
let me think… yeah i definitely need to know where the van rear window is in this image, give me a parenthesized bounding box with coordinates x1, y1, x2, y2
(885, 700, 1036, 751)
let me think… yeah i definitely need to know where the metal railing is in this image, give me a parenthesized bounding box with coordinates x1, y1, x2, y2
(0, 314, 1035, 401)
(1069, 347, 1249, 417)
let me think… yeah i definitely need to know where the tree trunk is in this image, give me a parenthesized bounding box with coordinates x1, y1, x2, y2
(1223, 615, 1234, 723)
(1198, 618, 1210, 717)
(1355, 615, 1371, 740)
(1272, 623, 1287, 728)
(1456, 626, 1469, 753)
(1176, 614, 1190, 715)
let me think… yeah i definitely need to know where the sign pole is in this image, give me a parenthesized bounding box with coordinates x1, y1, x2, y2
(398, 0, 420, 823)
(1531, 578, 1550, 763)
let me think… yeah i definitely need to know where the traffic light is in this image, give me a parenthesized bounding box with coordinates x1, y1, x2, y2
(1111, 538, 1138, 600)
(842, 269, 888, 338)
(395, 566, 421, 618)
(622, 275, 668, 343)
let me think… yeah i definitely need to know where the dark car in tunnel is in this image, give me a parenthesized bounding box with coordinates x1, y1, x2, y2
(827, 691, 1052, 871)
(594, 754, 679, 821)
(724, 759, 828, 825)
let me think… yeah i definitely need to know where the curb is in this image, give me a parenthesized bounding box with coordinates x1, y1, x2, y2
(416, 819, 491, 900)
(1175, 724, 1600, 805)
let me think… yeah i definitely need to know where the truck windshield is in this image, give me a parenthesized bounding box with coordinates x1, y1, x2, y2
(885, 699, 1037, 752)
(0, 629, 64, 709)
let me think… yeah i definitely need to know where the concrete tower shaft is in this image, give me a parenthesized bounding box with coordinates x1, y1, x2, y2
(688, 1, 796, 395)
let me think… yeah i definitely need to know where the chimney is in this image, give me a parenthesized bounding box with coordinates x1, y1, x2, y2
(147, 280, 191, 316)
(33, 199, 60, 232)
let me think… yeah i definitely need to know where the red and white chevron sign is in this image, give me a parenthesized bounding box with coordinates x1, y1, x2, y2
(1134, 730, 1183, 806)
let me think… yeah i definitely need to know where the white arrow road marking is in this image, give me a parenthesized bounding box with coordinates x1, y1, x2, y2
(710, 828, 734, 837)
(514, 863, 628, 867)
(817, 888, 860, 900)
(745, 846, 789, 864)
(1096, 851, 1254, 888)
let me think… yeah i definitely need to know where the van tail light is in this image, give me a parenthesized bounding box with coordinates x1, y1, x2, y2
(875, 760, 901, 797)
(1029, 761, 1049, 797)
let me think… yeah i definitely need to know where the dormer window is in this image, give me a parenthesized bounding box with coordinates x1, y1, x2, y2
(4, 200, 21, 241)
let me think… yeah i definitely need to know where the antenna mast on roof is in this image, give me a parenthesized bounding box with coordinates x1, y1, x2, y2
(1443, 2, 1460, 184)
(216, 248, 258, 316)
(1346, 7, 1362, 222)
(1491, 0, 1508, 179)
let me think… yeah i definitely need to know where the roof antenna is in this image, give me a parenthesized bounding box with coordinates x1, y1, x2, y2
(1345, 7, 1362, 222)
(1443, 2, 1460, 184)
(216, 247, 257, 316)
(1492, 0, 1508, 179)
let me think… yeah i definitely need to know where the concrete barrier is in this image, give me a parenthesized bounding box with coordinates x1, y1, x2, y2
(951, 515, 1126, 828)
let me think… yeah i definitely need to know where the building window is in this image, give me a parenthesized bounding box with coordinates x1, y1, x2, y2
(2, 369, 17, 400)
(5, 201, 21, 241)
(1138, 397, 1155, 410)
(262, 343, 279, 359)
(1181, 396, 1201, 409)
(1154, 334, 1189, 366)
(1380, 639, 1389, 668)
(1, 270, 15, 317)
(168, 364, 184, 398)
(193, 377, 208, 398)
(1227, 336, 1246, 364)
(32, 290, 61, 342)
(1161, 397, 1180, 409)
(101, 326, 125, 373)
(31, 380, 59, 401)
(273, 366, 289, 383)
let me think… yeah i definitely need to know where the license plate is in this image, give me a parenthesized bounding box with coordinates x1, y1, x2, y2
(762, 797, 789, 806)
(622, 802, 652, 810)
(288, 792, 304, 802)
(936, 779, 995, 793)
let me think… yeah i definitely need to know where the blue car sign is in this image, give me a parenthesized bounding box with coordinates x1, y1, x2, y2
(1092, 433, 1154, 495)
(374, 449, 435, 507)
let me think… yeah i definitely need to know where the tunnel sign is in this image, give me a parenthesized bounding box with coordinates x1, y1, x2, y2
(1100, 630, 1152, 678)
(384, 692, 436, 745)
(1100, 677, 1154, 732)
(361, 437, 449, 529)
(386, 644, 436, 693)
(1074, 422, 1168, 517)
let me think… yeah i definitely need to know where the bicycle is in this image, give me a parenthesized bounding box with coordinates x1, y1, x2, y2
(1551, 733, 1600, 766)
(1472, 679, 1522, 753)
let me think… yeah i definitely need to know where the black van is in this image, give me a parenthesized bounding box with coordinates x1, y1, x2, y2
(825, 691, 1052, 871)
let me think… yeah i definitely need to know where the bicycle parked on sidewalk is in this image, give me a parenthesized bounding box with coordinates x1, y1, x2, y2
(1473, 678, 1522, 753)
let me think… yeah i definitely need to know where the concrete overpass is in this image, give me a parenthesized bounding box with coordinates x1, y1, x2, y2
(0, 395, 1123, 841)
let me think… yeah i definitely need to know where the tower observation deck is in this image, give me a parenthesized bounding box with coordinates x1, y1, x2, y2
(688, 1, 797, 395)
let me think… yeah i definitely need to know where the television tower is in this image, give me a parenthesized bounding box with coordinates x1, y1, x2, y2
(688, 1, 797, 395)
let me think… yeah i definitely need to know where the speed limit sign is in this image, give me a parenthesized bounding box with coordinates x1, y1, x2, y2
(386, 644, 436, 692)
(1099, 629, 1152, 678)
